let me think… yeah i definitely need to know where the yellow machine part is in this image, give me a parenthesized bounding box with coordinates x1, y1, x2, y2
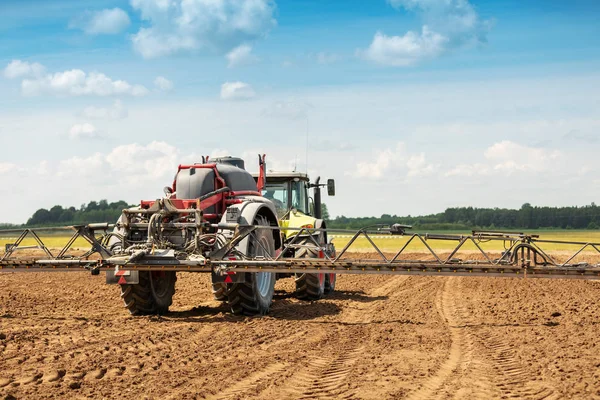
(279, 209, 317, 240)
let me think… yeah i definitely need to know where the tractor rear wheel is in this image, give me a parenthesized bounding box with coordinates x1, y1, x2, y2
(295, 237, 326, 301)
(226, 216, 276, 316)
(120, 271, 177, 315)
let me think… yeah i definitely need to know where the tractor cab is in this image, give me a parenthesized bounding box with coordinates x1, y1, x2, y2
(254, 172, 311, 218)
(252, 170, 335, 242)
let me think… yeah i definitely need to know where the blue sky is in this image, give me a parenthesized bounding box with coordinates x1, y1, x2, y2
(0, 0, 599, 223)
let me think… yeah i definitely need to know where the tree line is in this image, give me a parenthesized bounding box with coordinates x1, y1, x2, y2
(22, 200, 131, 227)
(4, 201, 600, 231)
(325, 203, 600, 231)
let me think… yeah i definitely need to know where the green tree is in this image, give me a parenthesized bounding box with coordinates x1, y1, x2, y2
(321, 203, 330, 221)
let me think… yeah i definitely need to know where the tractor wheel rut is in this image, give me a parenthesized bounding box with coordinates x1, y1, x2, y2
(259, 276, 407, 399)
(477, 330, 559, 399)
(407, 277, 497, 400)
(205, 362, 290, 400)
(408, 277, 561, 400)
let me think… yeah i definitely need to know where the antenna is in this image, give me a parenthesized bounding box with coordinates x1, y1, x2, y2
(305, 116, 309, 173)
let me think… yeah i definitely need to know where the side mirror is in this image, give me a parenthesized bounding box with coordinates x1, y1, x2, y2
(327, 179, 335, 196)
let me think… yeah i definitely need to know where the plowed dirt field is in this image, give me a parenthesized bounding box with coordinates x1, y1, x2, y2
(1, 253, 600, 399)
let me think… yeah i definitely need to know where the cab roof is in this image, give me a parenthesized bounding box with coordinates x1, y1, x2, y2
(251, 171, 310, 181)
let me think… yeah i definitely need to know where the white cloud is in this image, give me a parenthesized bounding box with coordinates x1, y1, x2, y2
(154, 76, 174, 91)
(69, 123, 100, 140)
(56, 142, 180, 184)
(360, 28, 447, 66)
(407, 153, 437, 177)
(130, 0, 276, 59)
(445, 141, 563, 177)
(484, 140, 561, 173)
(0, 162, 16, 175)
(81, 100, 128, 119)
(3, 60, 46, 79)
(353, 142, 437, 179)
(3, 61, 150, 97)
(360, 0, 491, 66)
(220, 81, 255, 100)
(105, 142, 180, 181)
(226, 44, 259, 68)
(70, 8, 131, 35)
(58, 153, 105, 177)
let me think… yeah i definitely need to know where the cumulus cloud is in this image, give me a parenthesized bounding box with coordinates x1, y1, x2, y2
(445, 141, 563, 177)
(130, 0, 276, 59)
(353, 142, 437, 179)
(57, 142, 180, 184)
(57, 153, 104, 177)
(360, 0, 491, 66)
(3, 60, 149, 97)
(484, 140, 561, 173)
(70, 8, 131, 35)
(69, 123, 101, 140)
(81, 100, 128, 119)
(3, 60, 45, 79)
(226, 44, 259, 68)
(220, 81, 255, 100)
(154, 76, 174, 91)
(0, 162, 17, 175)
(360, 28, 447, 66)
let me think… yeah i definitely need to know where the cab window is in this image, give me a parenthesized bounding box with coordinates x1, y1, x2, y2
(262, 183, 288, 218)
(291, 180, 308, 214)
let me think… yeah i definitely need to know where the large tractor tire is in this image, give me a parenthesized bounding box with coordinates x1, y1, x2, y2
(295, 237, 326, 301)
(226, 216, 276, 316)
(120, 271, 177, 315)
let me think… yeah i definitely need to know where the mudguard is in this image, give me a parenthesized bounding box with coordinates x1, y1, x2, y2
(219, 196, 282, 255)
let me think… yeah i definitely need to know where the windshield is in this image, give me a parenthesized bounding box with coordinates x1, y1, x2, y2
(262, 180, 309, 217)
(262, 183, 288, 218)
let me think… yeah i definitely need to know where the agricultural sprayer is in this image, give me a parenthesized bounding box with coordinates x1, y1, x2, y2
(1, 156, 600, 316)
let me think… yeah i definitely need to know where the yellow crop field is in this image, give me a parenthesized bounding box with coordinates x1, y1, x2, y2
(330, 230, 600, 253)
(0, 232, 90, 253)
(2, 229, 599, 256)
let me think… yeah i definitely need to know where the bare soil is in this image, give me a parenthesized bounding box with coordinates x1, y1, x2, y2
(1, 252, 600, 399)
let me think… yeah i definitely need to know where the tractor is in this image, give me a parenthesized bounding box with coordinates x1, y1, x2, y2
(210, 156, 337, 302)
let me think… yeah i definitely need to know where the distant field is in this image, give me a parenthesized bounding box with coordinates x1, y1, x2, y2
(1, 229, 600, 255)
(0, 231, 90, 253)
(330, 230, 600, 253)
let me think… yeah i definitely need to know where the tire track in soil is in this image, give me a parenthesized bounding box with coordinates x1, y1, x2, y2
(275, 347, 365, 400)
(264, 276, 409, 400)
(205, 362, 290, 400)
(478, 331, 559, 399)
(408, 277, 559, 400)
(407, 277, 497, 400)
